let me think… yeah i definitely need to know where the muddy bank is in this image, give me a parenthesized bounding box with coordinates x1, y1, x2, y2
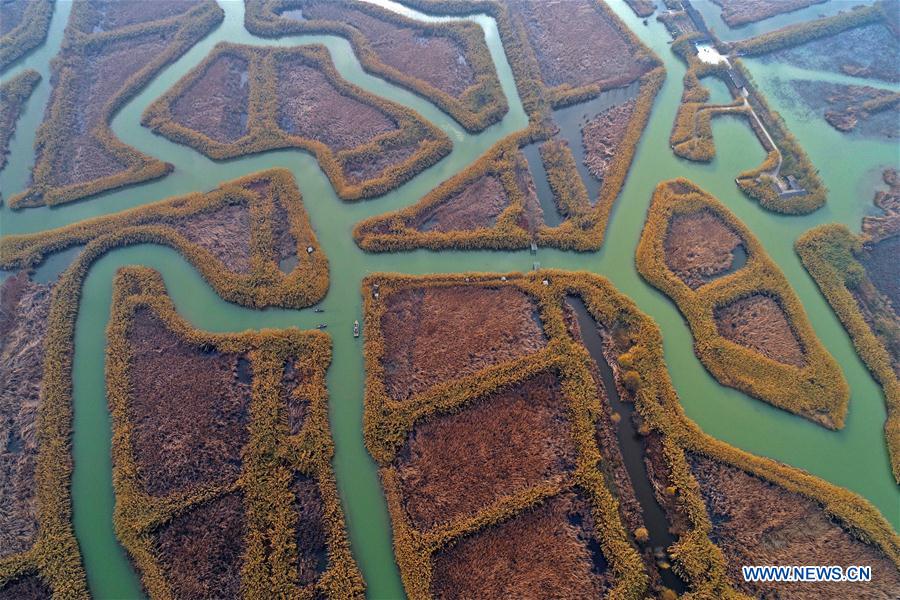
(862, 169, 900, 243)
(664, 210, 745, 289)
(395, 371, 575, 530)
(789, 80, 898, 139)
(290, 474, 328, 586)
(126, 308, 251, 496)
(507, 0, 648, 90)
(761, 23, 900, 83)
(430, 491, 613, 599)
(715, 294, 806, 367)
(688, 453, 900, 598)
(300, 1, 474, 98)
(711, 0, 827, 28)
(379, 286, 547, 400)
(171, 53, 249, 143)
(276, 54, 397, 151)
(0, 272, 52, 558)
(415, 174, 509, 232)
(582, 99, 636, 183)
(153, 493, 245, 599)
(172, 202, 253, 273)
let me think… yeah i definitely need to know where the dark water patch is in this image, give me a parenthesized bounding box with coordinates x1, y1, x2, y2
(279, 254, 299, 274)
(522, 142, 562, 227)
(565, 296, 687, 594)
(236, 356, 252, 384)
(32, 245, 84, 284)
(6, 429, 23, 453)
(552, 82, 641, 203)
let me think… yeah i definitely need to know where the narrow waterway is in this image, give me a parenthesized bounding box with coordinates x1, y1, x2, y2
(566, 296, 686, 595)
(1, 1, 898, 598)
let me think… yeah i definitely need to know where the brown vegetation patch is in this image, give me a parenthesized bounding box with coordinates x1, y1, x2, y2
(78, 0, 197, 33)
(342, 142, 419, 185)
(508, 0, 647, 90)
(0, 273, 51, 558)
(380, 286, 546, 400)
(126, 308, 251, 496)
(430, 491, 613, 599)
(860, 235, 900, 312)
(414, 174, 509, 232)
(789, 80, 899, 138)
(688, 453, 900, 598)
(291, 474, 328, 586)
(275, 53, 397, 151)
(862, 169, 900, 243)
(582, 99, 636, 183)
(0, 573, 51, 600)
(395, 371, 576, 530)
(301, 1, 475, 98)
(711, 0, 827, 28)
(171, 202, 253, 273)
(153, 493, 245, 599)
(171, 53, 250, 143)
(664, 210, 744, 289)
(714, 294, 806, 367)
(49, 33, 168, 189)
(282, 358, 309, 436)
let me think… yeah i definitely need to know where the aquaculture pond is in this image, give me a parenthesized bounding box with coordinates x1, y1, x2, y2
(1, 1, 898, 598)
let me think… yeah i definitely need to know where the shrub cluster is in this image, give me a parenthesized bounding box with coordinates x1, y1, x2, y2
(7, 0, 224, 209)
(104, 268, 363, 598)
(2, 169, 328, 309)
(244, 0, 508, 133)
(635, 178, 849, 428)
(0, 69, 41, 172)
(796, 224, 900, 483)
(361, 271, 899, 598)
(0, 0, 53, 70)
(142, 42, 452, 202)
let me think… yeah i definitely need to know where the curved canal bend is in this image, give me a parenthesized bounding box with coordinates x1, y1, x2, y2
(1, 1, 898, 598)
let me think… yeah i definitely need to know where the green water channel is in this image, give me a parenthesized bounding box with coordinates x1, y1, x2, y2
(1, 1, 898, 598)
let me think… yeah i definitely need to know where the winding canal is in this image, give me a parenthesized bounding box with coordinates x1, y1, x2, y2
(1, 1, 898, 598)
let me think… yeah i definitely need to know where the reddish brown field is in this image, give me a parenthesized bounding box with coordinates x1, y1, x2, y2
(77, 0, 197, 33)
(395, 371, 575, 530)
(664, 210, 744, 289)
(171, 202, 253, 273)
(290, 474, 328, 586)
(414, 174, 509, 232)
(711, 0, 827, 27)
(0, 273, 52, 558)
(688, 453, 900, 598)
(275, 54, 397, 151)
(0, 1, 26, 36)
(300, 1, 475, 98)
(342, 142, 420, 185)
(49, 33, 168, 189)
(171, 53, 249, 143)
(430, 491, 613, 599)
(380, 286, 547, 400)
(126, 308, 251, 497)
(281, 358, 309, 436)
(508, 0, 647, 90)
(582, 99, 636, 183)
(714, 294, 806, 366)
(153, 493, 245, 599)
(0, 573, 51, 600)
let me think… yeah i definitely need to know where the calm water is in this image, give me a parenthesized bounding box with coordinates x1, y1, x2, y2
(1, 1, 897, 599)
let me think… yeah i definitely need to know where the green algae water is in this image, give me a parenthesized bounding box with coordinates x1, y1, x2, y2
(1, 1, 898, 598)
